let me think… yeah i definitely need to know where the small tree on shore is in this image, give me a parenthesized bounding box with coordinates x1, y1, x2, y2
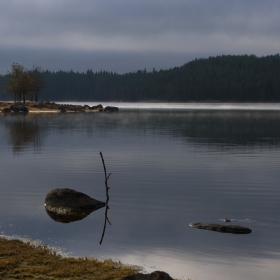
(3, 63, 25, 102)
(3, 62, 39, 103)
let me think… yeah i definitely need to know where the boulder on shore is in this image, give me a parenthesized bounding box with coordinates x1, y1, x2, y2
(45, 188, 106, 212)
(121, 271, 173, 280)
(104, 106, 119, 112)
(2, 107, 11, 113)
(189, 222, 252, 234)
(90, 104, 103, 110)
(10, 103, 29, 112)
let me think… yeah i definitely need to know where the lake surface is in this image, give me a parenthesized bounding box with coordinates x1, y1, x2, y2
(0, 103, 280, 280)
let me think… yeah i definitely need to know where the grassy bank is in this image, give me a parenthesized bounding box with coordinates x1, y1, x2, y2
(0, 237, 139, 280)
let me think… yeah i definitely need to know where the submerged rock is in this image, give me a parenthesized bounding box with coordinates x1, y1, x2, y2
(121, 271, 173, 280)
(189, 222, 252, 234)
(45, 188, 106, 211)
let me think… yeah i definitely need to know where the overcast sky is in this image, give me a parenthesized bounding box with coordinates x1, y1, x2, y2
(0, 0, 279, 74)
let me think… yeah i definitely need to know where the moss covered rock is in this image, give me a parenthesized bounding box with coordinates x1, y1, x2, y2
(45, 188, 105, 211)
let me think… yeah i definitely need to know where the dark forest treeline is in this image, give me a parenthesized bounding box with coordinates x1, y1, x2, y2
(1, 54, 280, 102)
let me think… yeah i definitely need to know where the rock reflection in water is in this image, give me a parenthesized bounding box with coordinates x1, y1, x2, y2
(45, 206, 101, 223)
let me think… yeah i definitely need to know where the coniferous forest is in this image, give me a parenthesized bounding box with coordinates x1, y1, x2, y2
(1, 54, 280, 102)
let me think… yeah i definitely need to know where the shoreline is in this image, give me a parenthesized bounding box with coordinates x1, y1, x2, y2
(0, 101, 119, 113)
(2, 101, 280, 112)
(0, 236, 178, 280)
(0, 236, 140, 280)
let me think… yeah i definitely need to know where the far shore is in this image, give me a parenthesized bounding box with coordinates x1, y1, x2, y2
(0, 101, 118, 113)
(2, 100, 280, 113)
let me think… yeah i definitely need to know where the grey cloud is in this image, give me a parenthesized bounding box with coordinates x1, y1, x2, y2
(0, 0, 279, 73)
(2, 1, 279, 35)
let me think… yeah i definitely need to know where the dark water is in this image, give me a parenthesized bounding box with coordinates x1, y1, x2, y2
(0, 106, 280, 280)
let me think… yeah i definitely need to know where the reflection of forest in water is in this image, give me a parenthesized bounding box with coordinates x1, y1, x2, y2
(1, 110, 280, 153)
(2, 114, 43, 154)
(154, 110, 280, 147)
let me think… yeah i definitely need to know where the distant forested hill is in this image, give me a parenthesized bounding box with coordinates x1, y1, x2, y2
(1, 54, 280, 102)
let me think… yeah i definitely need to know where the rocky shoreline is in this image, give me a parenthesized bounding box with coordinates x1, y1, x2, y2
(0, 101, 119, 113)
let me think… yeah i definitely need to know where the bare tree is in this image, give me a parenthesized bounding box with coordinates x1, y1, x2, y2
(30, 65, 46, 102)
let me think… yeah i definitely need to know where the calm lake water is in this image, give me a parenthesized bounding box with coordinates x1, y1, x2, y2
(0, 102, 280, 280)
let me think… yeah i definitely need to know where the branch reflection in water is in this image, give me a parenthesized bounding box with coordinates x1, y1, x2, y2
(99, 152, 111, 245)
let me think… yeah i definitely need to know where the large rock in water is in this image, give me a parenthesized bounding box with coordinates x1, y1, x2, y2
(189, 222, 252, 234)
(121, 271, 173, 280)
(45, 188, 106, 211)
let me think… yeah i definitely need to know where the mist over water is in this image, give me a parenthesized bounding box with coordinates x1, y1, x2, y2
(0, 105, 280, 280)
(69, 101, 280, 111)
